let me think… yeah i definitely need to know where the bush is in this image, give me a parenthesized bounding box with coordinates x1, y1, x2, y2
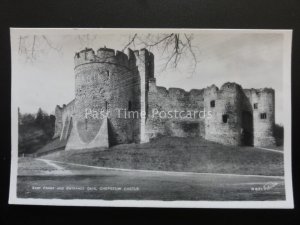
(274, 124, 284, 146)
(18, 108, 55, 155)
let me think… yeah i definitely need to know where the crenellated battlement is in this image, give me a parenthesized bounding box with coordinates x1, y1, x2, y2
(151, 82, 205, 99)
(243, 87, 275, 96)
(74, 47, 117, 67)
(74, 47, 154, 69)
(151, 82, 273, 103)
(55, 100, 75, 114)
(150, 82, 253, 100)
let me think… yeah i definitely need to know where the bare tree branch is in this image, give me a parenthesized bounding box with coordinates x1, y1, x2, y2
(184, 34, 197, 74)
(138, 33, 174, 48)
(31, 35, 36, 59)
(42, 35, 62, 51)
(18, 33, 200, 75)
(122, 34, 137, 52)
(121, 33, 199, 74)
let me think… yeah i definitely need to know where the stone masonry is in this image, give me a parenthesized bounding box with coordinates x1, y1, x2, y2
(52, 47, 276, 150)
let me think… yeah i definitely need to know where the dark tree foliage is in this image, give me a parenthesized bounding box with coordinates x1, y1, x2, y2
(35, 108, 45, 126)
(274, 124, 284, 146)
(18, 108, 55, 155)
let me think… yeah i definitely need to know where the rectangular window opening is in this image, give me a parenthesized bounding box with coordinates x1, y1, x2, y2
(260, 113, 267, 119)
(222, 114, 228, 123)
(128, 101, 132, 111)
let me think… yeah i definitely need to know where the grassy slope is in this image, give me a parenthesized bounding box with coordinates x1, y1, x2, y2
(42, 137, 284, 176)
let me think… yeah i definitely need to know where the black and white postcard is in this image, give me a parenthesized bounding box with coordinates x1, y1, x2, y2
(9, 28, 293, 208)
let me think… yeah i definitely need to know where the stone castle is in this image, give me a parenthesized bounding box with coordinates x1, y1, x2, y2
(52, 47, 276, 151)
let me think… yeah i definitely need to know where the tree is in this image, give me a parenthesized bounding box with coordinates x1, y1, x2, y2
(35, 108, 46, 127)
(122, 33, 199, 73)
(18, 35, 62, 62)
(274, 124, 284, 146)
(18, 33, 200, 75)
(19, 113, 35, 125)
(18, 108, 56, 155)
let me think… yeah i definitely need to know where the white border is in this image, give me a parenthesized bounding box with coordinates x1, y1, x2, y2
(9, 28, 294, 208)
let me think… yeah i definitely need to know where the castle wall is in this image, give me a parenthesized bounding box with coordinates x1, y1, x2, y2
(53, 100, 75, 140)
(74, 48, 111, 145)
(52, 47, 276, 151)
(244, 88, 275, 146)
(61, 100, 75, 123)
(53, 105, 63, 139)
(65, 117, 109, 150)
(239, 90, 254, 146)
(203, 83, 275, 147)
(70, 47, 145, 149)
(146, 80, 205, 140)
(204, 83, 245, 146)
(106, 50, 140, 145)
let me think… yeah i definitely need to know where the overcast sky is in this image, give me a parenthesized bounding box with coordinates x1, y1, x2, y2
(12, 29, 286, 124)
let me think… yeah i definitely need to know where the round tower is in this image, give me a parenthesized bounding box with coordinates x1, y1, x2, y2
(74, 47, 137, 146)
(251, 88, 276, 146)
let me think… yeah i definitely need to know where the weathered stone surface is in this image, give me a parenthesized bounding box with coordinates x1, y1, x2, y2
(53, 47, 276, 150)
(65, 117, 109, 150)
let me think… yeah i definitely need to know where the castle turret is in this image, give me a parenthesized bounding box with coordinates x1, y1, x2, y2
(74, 48, 109, 145)
(134, 48, 155, 143)
(68, 46, 151, 149)
(244, 88, 276, 147)
(204, 83, 244, 146)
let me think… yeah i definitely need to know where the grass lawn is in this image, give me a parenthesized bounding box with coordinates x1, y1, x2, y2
(41, 136, 284, 176)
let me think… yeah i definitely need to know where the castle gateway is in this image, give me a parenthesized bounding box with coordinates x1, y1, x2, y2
(53, 47, 276, 150)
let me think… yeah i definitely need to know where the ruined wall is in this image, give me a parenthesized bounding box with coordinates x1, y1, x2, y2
(53, 105, 63, 139)
(204, 83, 244, 146)
(244, 88, 275, 146)
(146, 79, 205, 140)
(52, 46, 276, 150)
(53, 47, 155, 150)
(60, 100, 75, 140)
(53, 100, 75, 140)
(203, 83, 275, 147)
